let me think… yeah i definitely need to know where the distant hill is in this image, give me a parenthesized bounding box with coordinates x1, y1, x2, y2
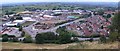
(2, 2, 118, 7)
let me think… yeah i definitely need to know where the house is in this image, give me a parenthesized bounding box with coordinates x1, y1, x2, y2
(66, 15, 111, 36)
(2, 27, 22, 37)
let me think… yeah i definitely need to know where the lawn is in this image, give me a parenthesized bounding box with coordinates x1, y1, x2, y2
(1, 41, 119, 49)
(1, 42, 76, 49)
(21, 21, 35, 27)
(67, 41, 119, 49)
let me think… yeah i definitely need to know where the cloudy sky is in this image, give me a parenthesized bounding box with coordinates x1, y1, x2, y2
(1, 0, 119, 4)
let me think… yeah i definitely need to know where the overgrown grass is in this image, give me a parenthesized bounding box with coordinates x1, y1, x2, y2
(21, 21, 35, 27)
(67, 41, 119, 49)
(67, 43, 87, 49)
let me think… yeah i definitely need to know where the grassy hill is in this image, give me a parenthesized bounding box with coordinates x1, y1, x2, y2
(1, 41, 119, 49)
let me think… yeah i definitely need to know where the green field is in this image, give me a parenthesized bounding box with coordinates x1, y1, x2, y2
(21, 21, 35, 27)
(1, 41, 119, 49)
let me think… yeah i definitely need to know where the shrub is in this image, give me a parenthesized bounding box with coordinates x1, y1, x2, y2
(56, 27, 72, 44)
(99, 35, 107, 43)
(23, 35, 32, 43)
(35, 32, 57, 44)
(72, 37, 79, 42)
(58, 33, 72, 44)
(109, 32, 119, 42)
(2, 34, 9, 42)
(35, 34, 44, 44)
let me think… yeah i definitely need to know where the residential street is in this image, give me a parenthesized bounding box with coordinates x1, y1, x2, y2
(23, 18, 85, 38)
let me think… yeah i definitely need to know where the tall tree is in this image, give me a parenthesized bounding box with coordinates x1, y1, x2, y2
(110, 12, 120, 41)
(111, 12, 120, 32)
(56, 27, 72, 44)
(58, 32, 72, 44)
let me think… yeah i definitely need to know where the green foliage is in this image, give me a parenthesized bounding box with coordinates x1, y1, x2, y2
(107, 14, 112, 18)
(23, 35, 32, 43)
(35, 32, 57, 44)
(58, 32, 72, 44)
(56, 27, 72, 44)
(5, 11, 15, 15)
(35, 34, 45, 44)
(99, 35, 107, 43)
(103, 14, 112, 18)
(109, 32, 119, 42)
(13, 49, 22, 51)
(111, 12, 120, 32)
(2, 34, 9, 42)
(35, 27, 73, 44)
(42, 32, 57, 40)
(72, 37, 79, 42)
(110, 12, 120, 42)
(73, 34, 100, 38)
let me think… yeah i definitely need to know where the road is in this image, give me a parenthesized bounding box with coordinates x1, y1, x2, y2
(23, 18, 85, 38)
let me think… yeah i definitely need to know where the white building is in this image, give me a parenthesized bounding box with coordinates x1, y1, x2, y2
(13, 20, 26, 24)
(23, 17, 36, 21)
(43, 15, 54, 18)
(3, 21, 18, 26)
(3, 20, 26, 26)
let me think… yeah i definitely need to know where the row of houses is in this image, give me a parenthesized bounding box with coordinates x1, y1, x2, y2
(66, 15, 112, 36)
(18, 9, 89, 21)
(0, 27, 22, 37)
(33, 22, 55, 30)
(2, 17, 35, 27)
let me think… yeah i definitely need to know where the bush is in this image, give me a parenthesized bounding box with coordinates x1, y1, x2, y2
(109, 32, 119, 42)
(107, 14, 111, 18)
(23, 35, 32, 43)
(13, 49, 22, 51)
(110, 12, 120, 42)
(35, 34, 44, 44)
(58, 33, 72, 44)
(72, 37, 79, 42)
(56, 27, 72, 44)
(2, 34, 9, 42)
(41, 32, 57, 40)
(35, 32, 58, 44)
(99, 35, 107, 43)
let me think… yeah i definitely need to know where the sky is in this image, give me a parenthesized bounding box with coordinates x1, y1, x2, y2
(1, 0, 119, 4)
